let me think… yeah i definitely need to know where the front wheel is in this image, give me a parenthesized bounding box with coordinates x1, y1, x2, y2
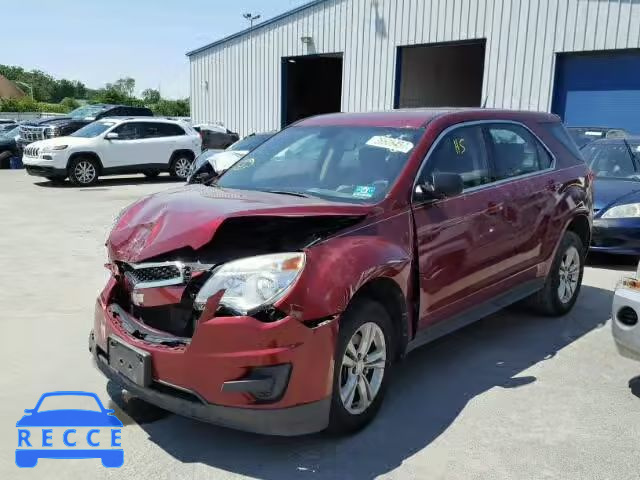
(170, 154, 194, 180)
(68, 157, 99, 186)
(328, 299, 394, 434)
(529, 231, 585, 316)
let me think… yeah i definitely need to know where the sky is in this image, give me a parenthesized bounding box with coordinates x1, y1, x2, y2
(3, 0, 312, 99)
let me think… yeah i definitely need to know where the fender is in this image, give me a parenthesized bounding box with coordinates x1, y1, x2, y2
(278, 209, 415, 322)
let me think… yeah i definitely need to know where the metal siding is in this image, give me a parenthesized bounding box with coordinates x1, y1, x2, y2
(189, 0, 640, 136)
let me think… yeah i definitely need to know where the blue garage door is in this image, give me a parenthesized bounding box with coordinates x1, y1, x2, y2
(552, 51, 640, 134)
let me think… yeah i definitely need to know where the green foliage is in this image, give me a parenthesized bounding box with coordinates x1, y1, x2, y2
(60, 97, 80, 110)
(0, 64, 88, 103)
(142, 88, 161, 104)
(0, 96, 70, 113)
(1, 65, 190, 116)
(150, 99, 190, 117)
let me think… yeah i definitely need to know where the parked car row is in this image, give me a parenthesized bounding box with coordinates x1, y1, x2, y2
(22, 117, 202, 185)
(89, 108, 594, 435)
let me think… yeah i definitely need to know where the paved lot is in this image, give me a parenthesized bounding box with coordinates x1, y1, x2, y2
(0, 170, 639, 479)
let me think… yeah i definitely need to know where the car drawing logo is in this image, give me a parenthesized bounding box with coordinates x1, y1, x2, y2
(16, 391, 123, 468)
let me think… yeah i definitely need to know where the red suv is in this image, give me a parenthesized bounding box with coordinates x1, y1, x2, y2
(90, 109, 592, 435)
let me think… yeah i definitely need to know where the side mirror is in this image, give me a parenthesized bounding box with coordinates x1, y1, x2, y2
(105, 132, 119, 140)
(414, 172, 464, 202)
(24, 409, 34, 414)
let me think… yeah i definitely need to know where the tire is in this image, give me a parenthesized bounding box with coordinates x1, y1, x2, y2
(68, 157, 99, 186)
(170, 153, 194, 179)
(144, 171, 160, 179)
(328, 298, 395, 434)
(528, 231, 585, 316)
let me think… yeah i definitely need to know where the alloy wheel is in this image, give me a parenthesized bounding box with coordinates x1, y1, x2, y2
(74, 160, 96, 184)
(339, 322, 386, 415)
(174, 157, 192, 179)
(558, 245, 580, 304)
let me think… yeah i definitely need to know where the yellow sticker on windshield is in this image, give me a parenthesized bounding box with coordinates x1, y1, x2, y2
(366, 136, 414, 153)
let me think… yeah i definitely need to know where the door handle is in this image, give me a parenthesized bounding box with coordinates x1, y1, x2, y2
(486, 202, 504, 215)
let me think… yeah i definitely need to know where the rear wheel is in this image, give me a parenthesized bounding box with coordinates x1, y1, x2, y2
(68, 157, 99, 186)
(528, 231, 584, 316)
(328, 299, 394, 434)
(170, 153, 194, 180)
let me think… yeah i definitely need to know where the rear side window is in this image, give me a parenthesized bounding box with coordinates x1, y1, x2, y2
(157, 123, 185, 137)
(421, 125, 490, 190)
(485, 124, 553, 181)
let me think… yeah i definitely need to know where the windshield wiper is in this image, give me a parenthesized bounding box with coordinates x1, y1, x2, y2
(264, 190, 311, 198)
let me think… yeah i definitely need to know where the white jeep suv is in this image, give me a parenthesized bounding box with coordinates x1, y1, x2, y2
(22, 117, 201, 185)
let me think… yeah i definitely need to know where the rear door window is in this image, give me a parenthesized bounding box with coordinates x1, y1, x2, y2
(421, 125, 490, 190)
(485, 124, 553, 181)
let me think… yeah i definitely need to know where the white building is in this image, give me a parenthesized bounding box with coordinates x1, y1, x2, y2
(188, 0, 640, 136)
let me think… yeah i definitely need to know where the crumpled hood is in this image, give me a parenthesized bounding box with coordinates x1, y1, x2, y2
(107, 185, 373, 262)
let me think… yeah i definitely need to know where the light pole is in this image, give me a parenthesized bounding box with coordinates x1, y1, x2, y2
(242, 12, 261, 28)
(14, 81, 34, 99)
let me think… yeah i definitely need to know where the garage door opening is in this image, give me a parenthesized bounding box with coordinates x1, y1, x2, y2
(282, 53, 343, 127)
(552, 50, 640, 134)
(395, 40, 486, 109)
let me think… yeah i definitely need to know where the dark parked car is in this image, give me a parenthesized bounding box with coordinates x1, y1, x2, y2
(567, 126, 628, 148)
(90, 109, 591, 436)
(582, 137, 640, 254)
(0, 126, 20, 168)
(17, 104, 153, 152)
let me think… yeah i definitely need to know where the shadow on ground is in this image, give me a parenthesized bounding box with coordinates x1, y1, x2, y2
(33, 175, 181, 189)
(107, 285, 611, 479)
(587, 252, 637, 271)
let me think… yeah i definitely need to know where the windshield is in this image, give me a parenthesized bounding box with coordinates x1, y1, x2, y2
(228, 133, 273, 152)
(217, 126, 424, 203)
(68, 105, 108, 120)
(582, 140, 640, 180)
(70, 121, 116, 138)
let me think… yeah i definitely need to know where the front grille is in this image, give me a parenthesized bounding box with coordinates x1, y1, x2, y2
(20, 125, 57, 143)
(119, 262, 184, 289)
(128, 265, 182, 284)
(23, 145, 40, 158)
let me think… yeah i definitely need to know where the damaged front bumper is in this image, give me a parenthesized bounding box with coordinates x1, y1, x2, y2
(90, 280, 338, 436)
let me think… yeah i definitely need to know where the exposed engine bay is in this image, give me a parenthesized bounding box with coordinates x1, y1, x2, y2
(107, 215, 363, 341)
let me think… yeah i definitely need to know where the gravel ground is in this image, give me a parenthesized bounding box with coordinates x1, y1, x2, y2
(0, 170, 639, 480)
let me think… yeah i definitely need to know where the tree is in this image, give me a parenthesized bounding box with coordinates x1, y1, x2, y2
(60, 97, 80, 110)
(142, 88, 161, 104)
(111, 77, 136, 97)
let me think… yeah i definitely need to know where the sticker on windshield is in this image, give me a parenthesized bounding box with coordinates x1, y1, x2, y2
(233, 157, 255, 170)
(636, 145, 640, 152)
(585, 131, 603, 136)
(353, 185, 376, 199)
(366, 136, 414, 153)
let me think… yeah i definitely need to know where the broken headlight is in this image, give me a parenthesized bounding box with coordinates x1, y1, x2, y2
(194, 253, 305, 315)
